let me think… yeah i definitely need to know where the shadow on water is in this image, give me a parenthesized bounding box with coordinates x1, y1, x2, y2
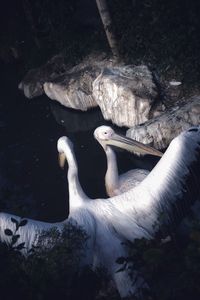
(0, 62, 160, 222)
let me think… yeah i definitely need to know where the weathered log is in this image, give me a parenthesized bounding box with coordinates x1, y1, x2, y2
(93, 65, 164, 127)
(127, 96, 200, 149)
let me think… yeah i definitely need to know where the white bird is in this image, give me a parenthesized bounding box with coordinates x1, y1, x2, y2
(57, 127, 200, 298)
(0, 127, 199, 299)
(0, 137, 93, 265)
(57, 136, 146, 297)
(94, 125, 162, 196)
(0, 137, 92, 259)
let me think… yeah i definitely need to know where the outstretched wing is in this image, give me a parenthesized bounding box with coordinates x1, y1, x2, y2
(97, 127, 200, 241)
(0, 213, 64, 253)
(140, 126, 200, 229)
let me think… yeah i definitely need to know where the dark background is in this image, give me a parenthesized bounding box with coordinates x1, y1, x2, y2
(0, 1, 200, 299)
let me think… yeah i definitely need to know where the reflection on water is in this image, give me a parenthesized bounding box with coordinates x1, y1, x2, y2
(51, 102, 105, 133)
(0, 63, 160, 222)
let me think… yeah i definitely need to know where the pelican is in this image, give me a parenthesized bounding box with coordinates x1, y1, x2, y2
(0, 127, 199, 298)
(94, 125, 162, 196)
(0, 137, 93, 266)
(57, 127, 200, 298)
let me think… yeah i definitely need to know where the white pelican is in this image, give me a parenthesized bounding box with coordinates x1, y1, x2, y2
(57, 127, 200, 297)
(0, 137, 93, 261)
(0, 127, 199, 298)
(94, 125, 162, 196)
(0, 136, 94, 266)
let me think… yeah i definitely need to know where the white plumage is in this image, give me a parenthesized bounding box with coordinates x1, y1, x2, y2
(0, 126, 199, 298)
(58, 127, 200, 297)
(0, 213, 64, 252)
(94, 126, 152, 196)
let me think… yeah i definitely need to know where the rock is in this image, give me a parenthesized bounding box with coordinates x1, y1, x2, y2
(127, 96, 200, 149)
(18, 54, 70, 98)
(164, 80, 183, 105)
(19, 54, 166, 125)
(92, 65, 163, 127)
(43, 53, 116, 111)
(44, 66, 98, 111)
(169, 80, 182, 86)
(19, 51, 115, 101)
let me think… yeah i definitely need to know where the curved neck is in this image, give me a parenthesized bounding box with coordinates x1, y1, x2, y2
(62, 144, 89, 210)
(105, 146, 119, 196)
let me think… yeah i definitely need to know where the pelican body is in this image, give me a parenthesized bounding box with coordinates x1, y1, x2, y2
(94, 126, 161, 196)
(0, 127, 199, 298)
(57, 127, 200, 297)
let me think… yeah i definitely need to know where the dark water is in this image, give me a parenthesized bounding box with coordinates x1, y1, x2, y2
(0, 63, 159, 222)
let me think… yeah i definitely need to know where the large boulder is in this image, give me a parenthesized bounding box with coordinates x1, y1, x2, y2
(43, 53, 116, 111)
(44, 66, 98, 111)
(92, 65, 164, 127)
(18, 54, 70, 99)
(19, 52, 115, 102)
(126, 96, 200, 149)
(19, 53, 170, 128)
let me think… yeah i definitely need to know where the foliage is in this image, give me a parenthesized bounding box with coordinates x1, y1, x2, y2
(109, 0, 200, 96)
(3, 216, 200, 300)
(0, 218, 89, 300)
(116, 219, 200, 300)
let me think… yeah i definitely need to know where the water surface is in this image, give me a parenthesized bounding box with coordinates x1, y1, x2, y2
(0, 62, 159, 222)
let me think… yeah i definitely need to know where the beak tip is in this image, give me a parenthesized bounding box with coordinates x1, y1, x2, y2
(58, 152, 66, 169)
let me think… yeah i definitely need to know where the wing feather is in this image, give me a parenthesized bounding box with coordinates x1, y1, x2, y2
(97, 127, 200, 241)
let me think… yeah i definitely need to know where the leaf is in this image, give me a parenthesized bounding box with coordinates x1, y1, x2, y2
(116, 267, 125, 273)
(11, 235, 20, 245)
(116, 257, 126, 264)
(15, 242, 25, 250)
(11, 218, 19, 225)
(28, 248, 35, 253)
(19, 219, 28, 227)
(4, 229, 13, 236)
(143, 248, 163, 265)
(11, 218, 20, 230)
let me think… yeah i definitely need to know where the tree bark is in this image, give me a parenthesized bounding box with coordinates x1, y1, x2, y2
(96, 0, 120, 60)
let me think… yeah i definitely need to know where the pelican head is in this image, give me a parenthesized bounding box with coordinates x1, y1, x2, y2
(94, 125, 163, 157)
(57, 136, 74, 168)
(94, 126, 115, 149)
